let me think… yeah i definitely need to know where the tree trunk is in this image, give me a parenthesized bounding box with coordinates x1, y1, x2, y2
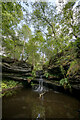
(21, 38, 26, 61)
(32, 52, 35, 67)
(13, 40, 16, 61)
(43, 53, 45, 64)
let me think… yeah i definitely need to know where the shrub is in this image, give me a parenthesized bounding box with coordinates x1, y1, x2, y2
(60, 78, 71, 89)
(44, 71, 49, 78)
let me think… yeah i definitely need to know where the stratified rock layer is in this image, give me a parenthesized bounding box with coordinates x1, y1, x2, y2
(2, 57, 33, 82)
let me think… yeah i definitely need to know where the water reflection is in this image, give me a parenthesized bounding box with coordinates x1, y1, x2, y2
(32, 81, 45, 119)
(2, 88, 80, 119)
(32, 102, 45, 119)
(2, 89, 17, 97)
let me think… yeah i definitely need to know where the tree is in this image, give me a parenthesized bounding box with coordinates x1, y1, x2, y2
(19, 24, 31, 61)
(2, 2, 23, 59)
(25, 36, 40, 67)
(58, 1, 80, 58)
(31, 2, 67, 58)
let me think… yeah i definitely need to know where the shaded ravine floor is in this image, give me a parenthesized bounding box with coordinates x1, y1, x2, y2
(2, 87, 80, 119)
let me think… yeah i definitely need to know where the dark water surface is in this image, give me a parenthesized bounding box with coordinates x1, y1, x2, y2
(2, 88, 80, 119)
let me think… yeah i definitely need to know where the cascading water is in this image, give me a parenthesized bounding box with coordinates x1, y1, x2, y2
(35, 75, 45, 120)
(35, 75, 43, 92)
(39, 75, 43, 92)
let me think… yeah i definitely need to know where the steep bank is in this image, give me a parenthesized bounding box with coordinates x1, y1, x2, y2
(43, 45, 80, 98)
(2, 57, 33, 85)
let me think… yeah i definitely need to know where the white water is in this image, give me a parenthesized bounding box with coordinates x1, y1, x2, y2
(35, 75, 43, 92)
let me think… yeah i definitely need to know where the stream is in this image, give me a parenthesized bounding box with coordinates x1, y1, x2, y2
(2, 83, 80, 119)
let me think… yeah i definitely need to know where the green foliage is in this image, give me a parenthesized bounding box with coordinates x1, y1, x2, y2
(2, 2, 23, 60)
(67, 60, 80, 76)
(60, 78, 68, 86)
(32, 70, 36, 77)
(27, 76, 33, 80)
(33, 63, 42, 71)
(44, 71, 55, 78)
(2, 2, 23, 35)
(0, 80, 22, 97)
(2, 1, 80, 77)
(31, 82, 38, 86)
(60, 78, 71, 89)
(19, 24, 31, 60)
(1, 80, 22, 89)
(60, 65, 66, 77)
(31, 82, 34, 86)
(1, 89, 17, 97)
(1, 82, 7, 89)
(44, 71, 49, 78)
(44, 60, 49, 66)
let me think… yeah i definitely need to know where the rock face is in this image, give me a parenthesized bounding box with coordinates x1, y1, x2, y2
(36, 70, 44, 78)
(43, 49, 80, 95)
(2, 57, 33, 82)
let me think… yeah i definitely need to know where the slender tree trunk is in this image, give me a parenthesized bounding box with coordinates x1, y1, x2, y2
(21, 38, 26, 61)
(13, 40, 16, 61)
(43, 53, 45, 64)
(32, 52, 35, 67)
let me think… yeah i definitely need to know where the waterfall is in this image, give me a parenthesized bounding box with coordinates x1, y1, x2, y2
(35, 75, 43, 92)
(39, 75, 43, 92)
(33, 75, 48, 93)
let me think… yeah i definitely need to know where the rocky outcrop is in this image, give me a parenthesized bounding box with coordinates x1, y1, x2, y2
(2, 57, 33, 82)
(43, 49, 80, 93)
